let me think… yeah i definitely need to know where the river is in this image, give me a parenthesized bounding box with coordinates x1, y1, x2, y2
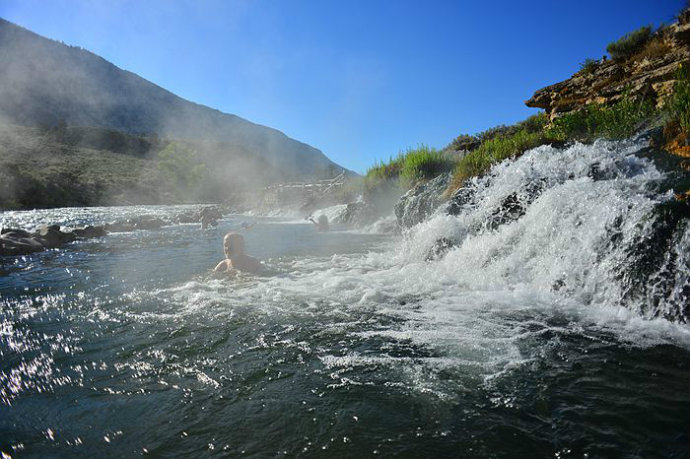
(1, 140, 690, 458)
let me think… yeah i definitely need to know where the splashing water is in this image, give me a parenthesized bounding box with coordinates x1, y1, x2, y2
(1, 140, 689, 457)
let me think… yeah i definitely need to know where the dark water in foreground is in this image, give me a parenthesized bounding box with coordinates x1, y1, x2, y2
(1, 207, 689, 458)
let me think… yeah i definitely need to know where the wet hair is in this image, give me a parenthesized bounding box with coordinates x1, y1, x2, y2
(317, 215, 328, 226)
(223, 232, 245, 256)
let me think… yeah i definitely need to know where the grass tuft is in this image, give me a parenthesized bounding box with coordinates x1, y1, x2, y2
(365, 144, 456, 187)
(449, 129, 547, 191)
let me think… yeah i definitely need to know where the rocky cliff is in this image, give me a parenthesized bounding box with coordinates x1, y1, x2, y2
(526, 13, 690, 118)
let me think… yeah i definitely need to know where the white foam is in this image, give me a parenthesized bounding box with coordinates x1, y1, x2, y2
(107, 140, 690, 393)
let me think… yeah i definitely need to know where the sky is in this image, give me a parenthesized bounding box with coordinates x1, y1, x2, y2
(0, 0, 684, 173)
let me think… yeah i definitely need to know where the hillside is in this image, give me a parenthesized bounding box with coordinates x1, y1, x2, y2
(0, 17, 350, 199)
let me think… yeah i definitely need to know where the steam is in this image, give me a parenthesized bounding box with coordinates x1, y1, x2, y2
(0, 17, 349, 210)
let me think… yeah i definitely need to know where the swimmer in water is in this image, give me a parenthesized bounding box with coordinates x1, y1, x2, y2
(214, 232, 262, 274)
(308, 214, 329, 232)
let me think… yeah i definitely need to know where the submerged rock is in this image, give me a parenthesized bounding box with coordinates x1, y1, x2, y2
(0, 236, 44, 255)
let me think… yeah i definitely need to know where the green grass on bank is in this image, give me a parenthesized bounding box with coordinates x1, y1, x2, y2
(364, 144, 456, 192)
(447, 94, 659, 191)
(361, 13, 690, 201)
(449, 129, 548, 190)
(362, 92, 666, 198)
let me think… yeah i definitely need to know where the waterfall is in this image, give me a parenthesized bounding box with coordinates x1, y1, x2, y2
(396, 139, 689, 323)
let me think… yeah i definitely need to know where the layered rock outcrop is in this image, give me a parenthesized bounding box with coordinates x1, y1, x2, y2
(526, 16, 690, 118)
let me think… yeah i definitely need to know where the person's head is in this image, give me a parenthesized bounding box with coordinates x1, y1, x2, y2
(223, 232, 245, 258)
(318, 215, 328, 226)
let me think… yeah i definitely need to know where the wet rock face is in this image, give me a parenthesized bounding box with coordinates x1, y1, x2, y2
(447, 187, 476, 217)
(526, 20, 690, 118)
(394, 173, 451, 229)
(338, 201, 388, 228)
(617, 200, 690, 323)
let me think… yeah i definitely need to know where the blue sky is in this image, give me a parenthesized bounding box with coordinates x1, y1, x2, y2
(0, 0, 683, 173)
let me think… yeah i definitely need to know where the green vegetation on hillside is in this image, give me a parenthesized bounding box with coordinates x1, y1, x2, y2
(666, 65, 690, 133)
(450, 121, 548, 191)
(607, 25, 654, 61)
(578, 58, 599, 75)
(0, 124, 164, 209)
(545, 94, 655, 142)
(446, 94, 659, 191)
(365, 145, 456, 190)
(157, 142, 208, 200)
(663, 64, 690, 158)
(0, 124, 225, 209)
(360, 90, 668, 198)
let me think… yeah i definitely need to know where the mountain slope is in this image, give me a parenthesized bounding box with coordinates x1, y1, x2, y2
(0, 18, 349, 182)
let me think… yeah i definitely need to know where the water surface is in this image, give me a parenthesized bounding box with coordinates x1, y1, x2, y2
(2, 143, 690, 458)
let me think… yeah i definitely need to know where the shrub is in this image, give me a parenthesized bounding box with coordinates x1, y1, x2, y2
(476, 124, 517, 142)
(579, 58, 599, 75)
(366, 145, 456, 188)
(517, 112, 549, 133)
(589, 95, 654, 139)
(449, 134, 480, 152)
(365, 154, 404, 181)
(607, 25, 653, 61)
(632, 35, 671, 61)
(544, 109, 590, 141)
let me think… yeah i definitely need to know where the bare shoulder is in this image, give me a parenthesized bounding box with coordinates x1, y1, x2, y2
(214, 259, 232, 272)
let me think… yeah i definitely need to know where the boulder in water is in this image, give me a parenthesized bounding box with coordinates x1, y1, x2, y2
(1, 228, 32, 238)
(0, 235, 45, 256)
(34, 225, 76, 248)
(0, 223, 108, 257)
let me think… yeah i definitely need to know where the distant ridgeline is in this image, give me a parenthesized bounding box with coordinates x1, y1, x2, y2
(0, 18, 352, 209)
